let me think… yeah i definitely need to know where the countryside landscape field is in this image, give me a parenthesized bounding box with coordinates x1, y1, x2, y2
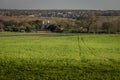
(0, 32, 120, 80)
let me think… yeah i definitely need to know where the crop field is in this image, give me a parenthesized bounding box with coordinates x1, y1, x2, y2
(0, 32, 120, 80)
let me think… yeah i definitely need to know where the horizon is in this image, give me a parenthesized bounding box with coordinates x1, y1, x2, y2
(0, 8, 120, 11)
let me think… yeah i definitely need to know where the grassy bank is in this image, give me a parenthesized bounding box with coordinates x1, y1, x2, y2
(0, 32, 120, 80)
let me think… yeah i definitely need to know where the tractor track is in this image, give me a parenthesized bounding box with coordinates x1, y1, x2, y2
(77, 35, 117, 63)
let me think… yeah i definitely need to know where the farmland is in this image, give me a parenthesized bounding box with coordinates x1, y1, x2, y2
(0, 32, 120, 80)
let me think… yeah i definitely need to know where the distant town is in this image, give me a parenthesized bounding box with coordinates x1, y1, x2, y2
(0, 9, 120, 18)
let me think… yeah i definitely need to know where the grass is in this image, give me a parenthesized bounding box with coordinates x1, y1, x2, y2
(0, 32, 120, 80)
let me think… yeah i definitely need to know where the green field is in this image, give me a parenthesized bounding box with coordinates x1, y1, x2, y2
(0, 32, 120, 80)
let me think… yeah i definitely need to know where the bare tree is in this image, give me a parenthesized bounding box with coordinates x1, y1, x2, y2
(116, 17, 120, 33)
(0, 22, 4, 32)
(76, 12, 97, 33)
(102, 22, 113, 33)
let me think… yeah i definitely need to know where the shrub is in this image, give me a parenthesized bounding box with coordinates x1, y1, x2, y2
(69, 29, 81, 33)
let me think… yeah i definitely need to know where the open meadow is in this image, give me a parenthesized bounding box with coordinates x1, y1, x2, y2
(0, 32, 120, 80)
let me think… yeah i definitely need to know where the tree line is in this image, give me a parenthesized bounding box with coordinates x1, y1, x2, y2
(0, 14, 120, 33)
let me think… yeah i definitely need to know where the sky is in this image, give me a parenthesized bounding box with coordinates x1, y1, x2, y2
(0, 0, 120, 10)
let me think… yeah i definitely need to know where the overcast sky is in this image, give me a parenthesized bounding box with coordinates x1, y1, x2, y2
(0, 0, 120, 10)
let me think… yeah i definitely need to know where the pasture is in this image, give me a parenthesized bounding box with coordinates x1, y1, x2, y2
(0, 32, 120, 80)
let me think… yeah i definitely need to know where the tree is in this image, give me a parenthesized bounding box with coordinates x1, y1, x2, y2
(76, 12, 97, 33)
(0, 22, 4, 32)
(116, 17, 120, 33)
(31, 20, 42, 30)
(93, 24, 98, 34)
(102, 22, 113, 33)
(22, 23, 32, 32)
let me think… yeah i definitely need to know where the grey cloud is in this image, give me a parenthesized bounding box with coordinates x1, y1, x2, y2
(0, 0, 120, 10)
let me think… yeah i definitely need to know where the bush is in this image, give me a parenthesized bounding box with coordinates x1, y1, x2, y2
(25, 27, 31, 32)
(69, 29, 81, 33)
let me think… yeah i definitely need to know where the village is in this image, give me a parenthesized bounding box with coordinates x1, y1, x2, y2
(0, 9, 120, 17)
